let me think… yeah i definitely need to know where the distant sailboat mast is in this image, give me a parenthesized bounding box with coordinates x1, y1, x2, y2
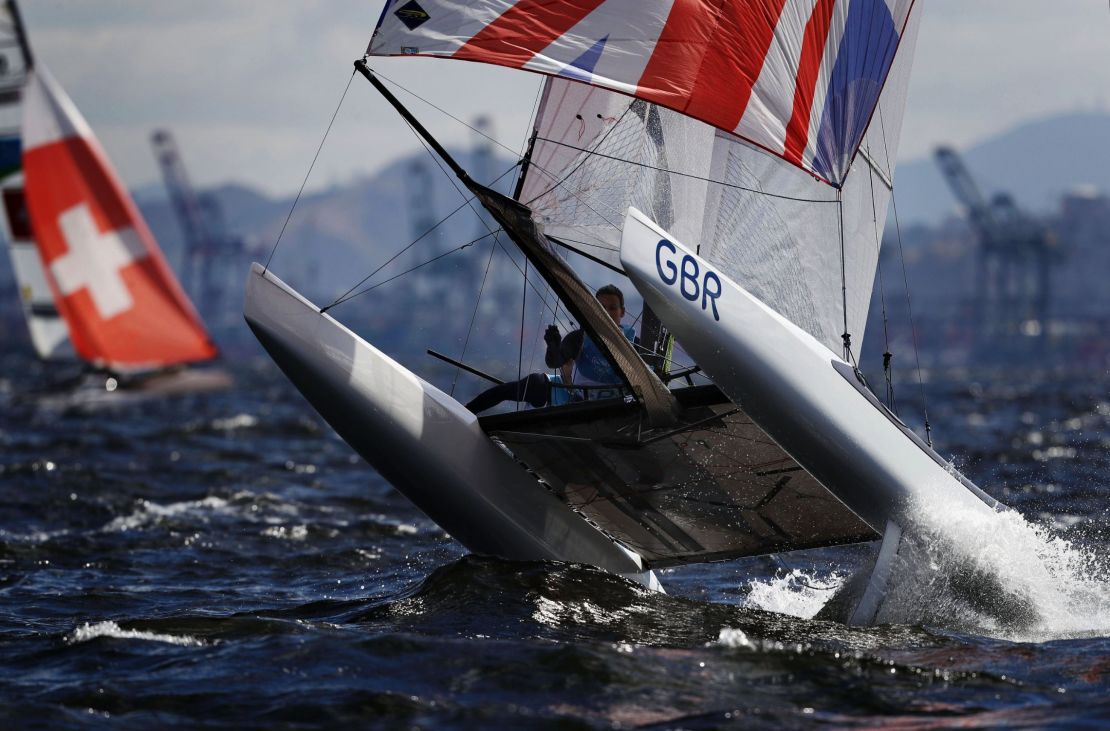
(0, 0, 74, 360)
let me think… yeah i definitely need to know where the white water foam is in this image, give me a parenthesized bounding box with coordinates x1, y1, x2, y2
(67, 621, 206, 647)
(872, 495, 1110, 641)
(740, 569, 847, 620)
(210, 413, 259, 431)
(733, 491, 1109, 642)
(102, 496, 232, 532)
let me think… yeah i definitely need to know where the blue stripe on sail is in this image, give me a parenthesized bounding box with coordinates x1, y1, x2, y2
(811, 0, 900, 184)
(559, 35, 608, 83)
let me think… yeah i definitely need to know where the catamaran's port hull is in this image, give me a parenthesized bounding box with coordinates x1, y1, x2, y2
(243, 263, 659, 589)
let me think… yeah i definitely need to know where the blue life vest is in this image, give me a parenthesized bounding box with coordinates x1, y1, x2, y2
(569, 324, 635, 401)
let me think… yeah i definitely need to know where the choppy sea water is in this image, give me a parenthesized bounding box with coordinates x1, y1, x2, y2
(1, 351, 1107, 729)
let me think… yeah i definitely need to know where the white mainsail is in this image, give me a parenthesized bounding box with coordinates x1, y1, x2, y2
(520, 10, 921, 354)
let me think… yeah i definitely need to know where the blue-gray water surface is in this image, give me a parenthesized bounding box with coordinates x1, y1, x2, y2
(1, 350, 1107, 729)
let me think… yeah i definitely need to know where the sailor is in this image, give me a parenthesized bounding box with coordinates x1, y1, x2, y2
(465, 284, 635, 413)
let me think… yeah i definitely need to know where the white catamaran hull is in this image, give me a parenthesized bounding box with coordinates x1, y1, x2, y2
(243, 263, 660, 590)
(620, 209, 1003, 620)
(31, 367, 234, 412)
(620, 208, 999, 530)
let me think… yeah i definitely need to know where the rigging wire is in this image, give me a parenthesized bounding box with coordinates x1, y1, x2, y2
(264, 69, 356, 273)
(517, 259, 527, 411)
(322, 194, 483, 311)
(528, 137, 842, 205)
(866, 149, 897, 412)
(372, 68, 533, 167)
(837, 189, 855, 366)
(371, 67, 639, 243)
(877, 108, 933, 446)
(509, 81, 546, 197)
(452, 237, 500, 397)
(329, 232, 497, 303)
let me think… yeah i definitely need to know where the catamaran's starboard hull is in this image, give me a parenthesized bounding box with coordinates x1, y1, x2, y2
(620, 208, 1001, 535)
(242, 262, 659, 589)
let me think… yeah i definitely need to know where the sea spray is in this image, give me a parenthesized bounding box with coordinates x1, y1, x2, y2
(67, 621, 207, 647)
(873, 495, 1110, 641)
(741, 569, 847, 620)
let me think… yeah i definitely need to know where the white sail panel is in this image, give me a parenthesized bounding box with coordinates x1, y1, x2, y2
(520, 10, 920, 353)
(520, 80, 715, 270)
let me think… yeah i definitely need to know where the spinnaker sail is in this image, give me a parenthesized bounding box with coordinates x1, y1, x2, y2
(368, 0, 916, 187)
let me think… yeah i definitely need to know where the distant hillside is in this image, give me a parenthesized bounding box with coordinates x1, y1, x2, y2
(892, 111, 1110, 224)
(156, 148, 521, 305)
(5, 110, 1106, 361)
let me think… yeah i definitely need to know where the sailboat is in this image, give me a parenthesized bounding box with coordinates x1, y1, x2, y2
(245, 0, 1013, 622)
(0, 0, 230, 407)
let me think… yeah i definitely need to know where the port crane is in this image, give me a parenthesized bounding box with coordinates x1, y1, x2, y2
(151, 129, 245, 325)
(934, 146, 1055, 351)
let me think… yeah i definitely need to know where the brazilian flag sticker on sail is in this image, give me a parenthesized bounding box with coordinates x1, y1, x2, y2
(394, 1, 430, 31)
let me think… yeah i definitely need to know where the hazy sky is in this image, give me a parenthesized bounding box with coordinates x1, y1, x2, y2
(20, 1, 1110, 198)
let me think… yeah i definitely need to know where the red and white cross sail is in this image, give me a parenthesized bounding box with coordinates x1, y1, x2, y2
(20, 67, 216, 371)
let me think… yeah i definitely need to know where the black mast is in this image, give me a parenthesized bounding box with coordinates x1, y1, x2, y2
(7, 0, 33, 70)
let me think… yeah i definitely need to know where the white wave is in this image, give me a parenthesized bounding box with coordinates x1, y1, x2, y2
(740, 569, 847, 620)
(68, 621, 206, 647)
(260, 524, 308, 541)
(531, 594, 655, 628)
(874, 494, 1110, 641)
(102, 496, 232, 532)
(210, 413, 259, 431)
(715, 627, 756, 649)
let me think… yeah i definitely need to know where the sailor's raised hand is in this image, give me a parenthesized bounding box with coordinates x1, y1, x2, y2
(544, 325, 561, 347)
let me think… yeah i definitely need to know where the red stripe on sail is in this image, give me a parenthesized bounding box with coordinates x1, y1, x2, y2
(453, 0, 608, 67)
(783, 0, 836, 165)
(23, 136, 216, 368)
(636, 0, 789, 131)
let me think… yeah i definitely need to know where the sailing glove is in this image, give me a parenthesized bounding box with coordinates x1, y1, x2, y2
(543, 325, 561, 347)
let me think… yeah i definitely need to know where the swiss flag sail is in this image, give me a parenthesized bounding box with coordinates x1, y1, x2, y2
(21, 68, 216, 371)
(367, 0, 916, 187)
